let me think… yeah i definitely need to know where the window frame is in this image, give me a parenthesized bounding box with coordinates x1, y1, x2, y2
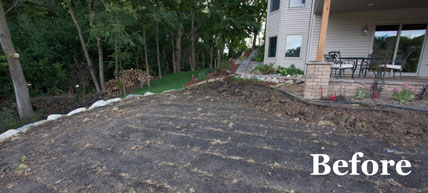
(270, 0, 280, 12)
(289, 0, 306, 8)
(268, 36, 278, 58)
(285, 35, 303, 58)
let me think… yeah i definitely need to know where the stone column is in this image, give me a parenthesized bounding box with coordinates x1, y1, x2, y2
(303, 62, 332, 99)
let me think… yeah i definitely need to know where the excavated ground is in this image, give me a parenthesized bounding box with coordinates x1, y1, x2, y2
(1, 82, 428, 192)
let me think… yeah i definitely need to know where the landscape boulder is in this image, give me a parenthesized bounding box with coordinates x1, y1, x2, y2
(106, 98, 122, 104)
(89, 100, 108, 110)
(67, 107, 88, 116)
(0, 130, 20, 143)
(47, 114, 63, 121)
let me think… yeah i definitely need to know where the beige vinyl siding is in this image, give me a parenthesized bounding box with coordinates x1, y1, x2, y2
(309, 7, 428, 76)
(418, 30, 428, 77)
(276, 0, 313, 70)
(264, 0, 281, 65)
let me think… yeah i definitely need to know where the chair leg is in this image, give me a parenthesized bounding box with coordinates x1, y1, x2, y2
(400, 70, 402, 81)
(393, 70, 396, 80)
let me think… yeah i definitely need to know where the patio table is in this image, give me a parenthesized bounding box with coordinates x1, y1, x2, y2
(339, 57, 367, 79)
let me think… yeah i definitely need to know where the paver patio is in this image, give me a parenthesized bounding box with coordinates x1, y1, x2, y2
(1, 83, 428, 192)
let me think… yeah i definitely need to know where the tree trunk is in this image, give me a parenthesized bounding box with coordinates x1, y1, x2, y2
(170, 33, 176, 73)
(0, 2, 33, 119)
(89, 0, 106, 92)
(252, 32, 258, 48)
(217, 47, 223, 68)
(142, 16, 150, 88)
(209, 36, 214, 69)
(68, 5, 101, 93)
(155, 20, 162, 78)
(190, 0, 196, 71)
(114, 40, 119, 79)
(175, 4, 184, 72)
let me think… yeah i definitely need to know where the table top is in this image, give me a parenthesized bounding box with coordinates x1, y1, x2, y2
(339, 57, 368, 60)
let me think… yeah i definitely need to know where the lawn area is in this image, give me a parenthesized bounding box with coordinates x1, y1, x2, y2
(132, 70, 204, 95)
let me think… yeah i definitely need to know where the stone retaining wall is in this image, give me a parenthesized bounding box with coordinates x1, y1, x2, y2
(303, 62, 332, 99)
(328, 80, 425, 98)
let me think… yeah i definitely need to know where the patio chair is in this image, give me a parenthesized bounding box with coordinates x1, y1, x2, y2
(362, 56, 386, 80)
(360, 54, 386, 78)
(383, 51, 413, 80)
(326, 51, 354, 78)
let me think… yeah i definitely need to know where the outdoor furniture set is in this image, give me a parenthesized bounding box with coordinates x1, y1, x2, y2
(324, 51, 412, 80)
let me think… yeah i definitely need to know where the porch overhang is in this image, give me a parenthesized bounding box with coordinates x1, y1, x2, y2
(314, 0, 428, 15)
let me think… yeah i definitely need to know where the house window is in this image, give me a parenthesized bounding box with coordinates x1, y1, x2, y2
(289, 0, 305, 8)
(285, 35, 302, 57)
(268, 37, 277, 57)
(271, 0, 280, 12)
(372, 24, 427, 73)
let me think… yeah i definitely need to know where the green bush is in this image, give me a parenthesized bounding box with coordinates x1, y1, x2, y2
(254, 63, 275, 74)
(196, 71, 208, 80)
(0, 105, 43, 134)
(251, 48, 264, 62)
(393, 84, 417, 103)
(354, 88, 369, 100)
(220, 62, 232, 69)
(275, 64, 304, 76)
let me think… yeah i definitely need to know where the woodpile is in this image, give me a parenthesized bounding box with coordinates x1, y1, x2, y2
(106, 69, 154, 95)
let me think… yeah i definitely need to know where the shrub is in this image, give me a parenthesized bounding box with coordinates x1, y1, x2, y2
(0, 105, 43, 134)
(254, 63, 275, 74)
(220, 62, 232, 69)
(354, 88, 369, 100)
(251, 48, 264, 62)
(196, 71, 208, 81)
(354, 84, 370, 100)
(275, 64, 304, 76)
(393, 84, 417, 103)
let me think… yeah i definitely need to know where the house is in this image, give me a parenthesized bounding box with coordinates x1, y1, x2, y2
(264, 0, 428, 77)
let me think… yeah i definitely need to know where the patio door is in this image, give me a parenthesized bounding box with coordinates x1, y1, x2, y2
(372, 24, 427, 73)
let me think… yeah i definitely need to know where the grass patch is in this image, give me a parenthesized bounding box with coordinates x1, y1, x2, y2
(0, 105, 44, 134)
(132, 70, 209, 95)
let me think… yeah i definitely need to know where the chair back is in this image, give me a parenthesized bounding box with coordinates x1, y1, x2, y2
(328, 51, 342, 63)
(395, 50, 413, 66)
(324, 54, 335, 62)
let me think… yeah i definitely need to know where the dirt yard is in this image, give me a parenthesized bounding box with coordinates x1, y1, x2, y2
(1, 82, 428, 192)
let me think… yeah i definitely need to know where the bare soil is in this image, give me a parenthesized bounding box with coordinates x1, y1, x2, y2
(1, 82, 428, 192)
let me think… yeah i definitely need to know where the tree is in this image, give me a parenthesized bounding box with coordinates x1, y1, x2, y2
(67, 0, 101, 93)
(142, 16, 150, 88)
(0, 1, 33, 119)
(89, 0, 106, 92)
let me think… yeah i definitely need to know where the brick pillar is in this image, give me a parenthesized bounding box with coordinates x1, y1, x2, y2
(304, 62, 332, 99)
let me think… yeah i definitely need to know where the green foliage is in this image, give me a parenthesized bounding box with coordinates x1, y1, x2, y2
(0, 105, 43, 134)
(251, 47, 264, 62)
(220, 62, 232, 69)
(393, 84, 417, 103)
(0, 0, 267, 100)
(354, 88, 369, 100)
(275, 64, 304, 76)
(196, 71, 208, 80)
(254, 63, 275, 74)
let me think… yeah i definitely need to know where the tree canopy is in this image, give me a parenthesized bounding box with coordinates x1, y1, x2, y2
(0, 0, 267, 98)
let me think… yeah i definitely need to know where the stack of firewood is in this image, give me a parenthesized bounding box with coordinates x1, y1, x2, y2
(106, 69, 153, 95)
